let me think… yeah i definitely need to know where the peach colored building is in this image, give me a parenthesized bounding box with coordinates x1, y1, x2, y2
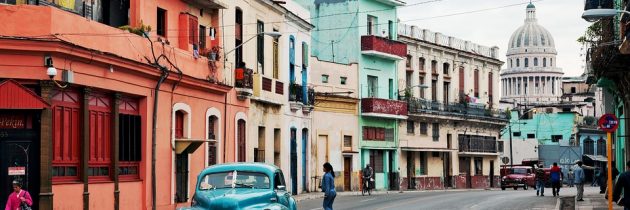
(0, 1, 248, 210)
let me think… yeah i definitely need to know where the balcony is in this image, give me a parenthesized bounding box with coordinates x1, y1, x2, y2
(235, 67, 253, 100)
(406, 97, 508, 123)
(361, 35, 407, 60)
(289, 83, 315, 113)
(181, 0, 227, 9)
(458, 135, 498, 155)
(361, 98, 407, 119)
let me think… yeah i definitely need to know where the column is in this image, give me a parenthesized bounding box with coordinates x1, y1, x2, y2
(39, 81, 54, 210)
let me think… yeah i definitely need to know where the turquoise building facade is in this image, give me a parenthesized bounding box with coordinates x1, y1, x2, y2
(297, 0, 407, 190)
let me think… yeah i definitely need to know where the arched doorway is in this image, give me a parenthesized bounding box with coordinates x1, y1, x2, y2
(302, 128, 308, 192)
(290, 128, 297, 195)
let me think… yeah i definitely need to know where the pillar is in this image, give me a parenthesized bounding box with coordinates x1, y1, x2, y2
(39, 81, 54, 210)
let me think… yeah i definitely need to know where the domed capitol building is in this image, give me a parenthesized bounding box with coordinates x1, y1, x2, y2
(501, 3, 564, 105)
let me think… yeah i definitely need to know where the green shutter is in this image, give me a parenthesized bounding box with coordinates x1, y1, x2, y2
(302, 42, 309, 67)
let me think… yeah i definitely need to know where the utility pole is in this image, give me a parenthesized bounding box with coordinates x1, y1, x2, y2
(508, 124, 514, 168)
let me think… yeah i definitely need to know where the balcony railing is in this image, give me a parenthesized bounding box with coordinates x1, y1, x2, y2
(458, 135, 497, 153)
(405, 97, 508, 120)
(289, 83, 315, 106)
(361, 98, 408, 117)
(361, 35, 407, 59)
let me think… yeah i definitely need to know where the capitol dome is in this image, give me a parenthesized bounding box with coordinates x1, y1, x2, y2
(500, 3, 564, 104)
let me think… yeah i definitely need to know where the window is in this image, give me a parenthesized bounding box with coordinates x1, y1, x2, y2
(302, 42, 309, 67)
(527, 133, 535, 139)
(208, 116, 218, 166)
(419, 58, 425, 71)
(237, 119, 246, 162)
(420, 122, 428, 135)
(272, 29, 279, 79)
(524, 58, 529, 67)
(406, 55, 412, 68)
(52, 89, 81, 181)
(188, 15, 199, 46)
(516, 58, 520, 67)
(88, 93, 113, 179)
(571, 87, 576, 93)
(321, 74, 329, 83)
(474, 158, 483, 175)
(597, 138, 606, 156)
(419, 153, 427, 175)
(458, 67, 464, 94)
(419, 76, 425, 98)
(370, 150, 384, 173)
(343, 135, 352, 148)
(513, 132, 521, 137)
(443, 82, 450, 103)
(407, 121, 415, 134)
(406, 72, 412, 88)
(551, 135, 562, 142)
(340, 77, 347, 85)
(431, 80, 437, 102)
(175, 110, 185, 138)
(432, 152, 440, 158)
(119, 114, 141, 178)
(235, 8, 243, 67)
(257, 20, 264, 74)
(447, 134, 452, 149)
(443, 63, 449, 75)
(367, 76, 378, 98)
(157, 8, 167, 37)
(432, 123, 439, 141)
(584, 138, 594, 155)
(388, 20, 394, 39)
(389, 79, 394, 99)
(199, 25, 206, 50)
(543, 58, 547, 67)
(550, 58, 553, 66)
(534, 57, 538, 66)
(509, 59, 512, 68)
(367, 15, 377, 35)
(488, 72, 493, 104)
(474, 69, 479, 97)
(431, 60, 437, 74)
(498, 141, 504, 153)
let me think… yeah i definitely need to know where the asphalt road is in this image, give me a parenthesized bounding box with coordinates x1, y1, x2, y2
(297, 188, 561, 210)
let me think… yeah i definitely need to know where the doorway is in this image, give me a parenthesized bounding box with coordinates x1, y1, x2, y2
(459, 157, 471, 188)
(290, 128, 297, 195)
(343, 156, 352, 191)
(490, 160, 495, 188)
(0, 112, 40, 209)
(407, 152, 415, 189)
(302, 128, 308, 192)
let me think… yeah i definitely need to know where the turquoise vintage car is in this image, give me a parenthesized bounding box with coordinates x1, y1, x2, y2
(179, 163, 297, 210)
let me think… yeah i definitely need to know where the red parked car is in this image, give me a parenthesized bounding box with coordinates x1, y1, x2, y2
(501, 166, 536, 190)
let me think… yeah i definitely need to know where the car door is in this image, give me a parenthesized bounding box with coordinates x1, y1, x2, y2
(274, 171, 290, 207)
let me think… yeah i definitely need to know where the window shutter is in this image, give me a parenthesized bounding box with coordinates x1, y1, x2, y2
(302, 42, 309, 67)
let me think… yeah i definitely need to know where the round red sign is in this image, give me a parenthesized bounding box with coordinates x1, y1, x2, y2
(598, 114, 619, 133)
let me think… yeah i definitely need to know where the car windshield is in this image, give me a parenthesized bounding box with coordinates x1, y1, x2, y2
(511, 168, 528, 174)
(199, 171, 270, 190)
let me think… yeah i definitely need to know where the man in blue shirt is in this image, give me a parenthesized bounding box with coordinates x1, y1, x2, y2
(574, 161, 586, 201)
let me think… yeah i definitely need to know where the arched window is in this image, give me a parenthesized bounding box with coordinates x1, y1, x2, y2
(175, 110, 185, 138)
(237, 119, 246, 162)
(543, 58, 546, 67)
(208, 115, 219, 166)
(534, 58, 538, 66)
(524, 58, 529, 67)
(516, 58, 520, 67)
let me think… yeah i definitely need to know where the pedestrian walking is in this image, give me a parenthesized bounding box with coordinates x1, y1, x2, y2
(613, 161, 630, 209)
(568, 168, 575, 187)
(322, 162, 337, 210)
(4, 180, 32, 210)
(550, 162, 563, 196)
(575, 161, 586, 201)
(535, 164, 546, 196)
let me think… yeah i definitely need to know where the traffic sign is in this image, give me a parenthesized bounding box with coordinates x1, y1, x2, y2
(598, 114, 619, 132)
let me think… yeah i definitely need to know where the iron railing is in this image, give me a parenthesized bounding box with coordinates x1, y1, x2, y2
(405, 97, 508, 120)
(458, 135, 497, 153)
(289, 83, 315, 105)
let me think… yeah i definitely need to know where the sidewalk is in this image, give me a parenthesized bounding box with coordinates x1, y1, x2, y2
(574, 186, 623, 210)
(293, 188, 494, 202)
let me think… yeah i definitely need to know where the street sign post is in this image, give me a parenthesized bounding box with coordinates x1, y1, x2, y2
(598, 114, 619, 210)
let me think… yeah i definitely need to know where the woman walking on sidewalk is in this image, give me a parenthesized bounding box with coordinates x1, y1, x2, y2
(322, 162, 337, 210)
(4, 180, 32, 210)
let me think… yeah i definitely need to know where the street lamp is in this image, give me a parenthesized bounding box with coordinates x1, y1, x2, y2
(582, 9, 630, 22)
(224, 32, 283, 57)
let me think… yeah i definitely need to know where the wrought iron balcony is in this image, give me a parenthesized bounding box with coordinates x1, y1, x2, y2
(361, 35, 407, 60)
(361, 98, 408, 119)
(458, 135, 498, 154)
(405, 97, 508, 121)
(289, 83, 315, 112)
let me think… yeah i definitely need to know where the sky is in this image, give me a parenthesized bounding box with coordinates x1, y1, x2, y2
(398, 0, 591, 77)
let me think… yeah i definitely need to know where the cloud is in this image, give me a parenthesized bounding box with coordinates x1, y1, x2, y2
(398, 0, 590, 76)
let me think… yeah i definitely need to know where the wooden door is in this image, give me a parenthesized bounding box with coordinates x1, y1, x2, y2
(344, 156, 351, 191)
(237, 119, 246, 162)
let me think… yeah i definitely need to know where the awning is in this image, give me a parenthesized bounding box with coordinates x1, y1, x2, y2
(401, 147, 456, 152)
(175, 139, 214, 154)
(583, 154, 608, 162)
(0, 79, 50, 109)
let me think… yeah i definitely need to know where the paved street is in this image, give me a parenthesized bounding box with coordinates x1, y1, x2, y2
(297, 186, 602, 210)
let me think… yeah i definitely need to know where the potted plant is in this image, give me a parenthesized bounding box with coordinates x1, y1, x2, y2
(119, 20, 152, 37)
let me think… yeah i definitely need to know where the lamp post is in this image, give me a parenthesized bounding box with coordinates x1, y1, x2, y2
(582, 8, 630, 22)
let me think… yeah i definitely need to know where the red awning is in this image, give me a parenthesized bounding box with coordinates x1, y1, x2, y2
(0, 79, 50, 109)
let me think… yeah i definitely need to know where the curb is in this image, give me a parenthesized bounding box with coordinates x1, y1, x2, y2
(554, 197, 563, 210)
(294, 188, 495, 202)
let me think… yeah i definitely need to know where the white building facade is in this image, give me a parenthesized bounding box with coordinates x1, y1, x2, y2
(501, 3, 564, 106)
